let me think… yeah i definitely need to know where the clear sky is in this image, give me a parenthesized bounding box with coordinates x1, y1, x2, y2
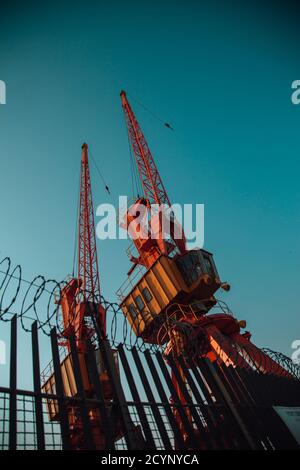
(0, 0, 299, 386)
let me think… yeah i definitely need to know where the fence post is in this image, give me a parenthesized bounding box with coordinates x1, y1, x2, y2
(204, 359, 257, 450)
(85, 338, 115, 450)
(31, 321, 45, 450)
(68, 334, 95, 450)
(176, 355, 223, 449)
(9, 315, 17, 450)
(154, 352, 200, 449)
(90, 313, 144, 450)
(142, 349, 185, 450)
(133, 348, 174, 450)
(50, 328, 71, 450)
(98, 339, 143, 450)
(117, 344, 155, 449)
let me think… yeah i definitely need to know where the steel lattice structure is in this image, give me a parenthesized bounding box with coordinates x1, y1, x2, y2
(78, 143, 101, 301)
(121, 91, 171, 207)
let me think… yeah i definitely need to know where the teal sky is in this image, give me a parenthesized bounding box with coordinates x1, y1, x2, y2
(0, 0, 299, 386)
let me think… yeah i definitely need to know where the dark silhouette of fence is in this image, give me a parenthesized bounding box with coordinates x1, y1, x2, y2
(0, 314, 299, 450)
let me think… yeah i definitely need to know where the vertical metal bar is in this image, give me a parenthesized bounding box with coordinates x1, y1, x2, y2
(117, 344, 156, 449)
(31, 321, 45, 450)
(191, 361, 223, 404)
(9, 315, 17, 450)
(68, 334, 95, 450)
(218, 364, 243, 403)
(143, 350, 186, 449)
(219, 365, 266, 449)
(192, 360, 243, 449)
(227, 366, 272, 448)
(85, 338, 115, 450)
(238, 368, 263, 405)
(50, 328, 71, 450)
(240, 369, 276, 444)
(229, 366, 256, 404)
(91, 310, 143, 449)
(176, 356, 223, 449)
(154, 352, 200, 449)
(98, 339, 142, 450)
(204, 359, 257, 450)
(167, 355, 211, 449)
(132, 348, 174, 450)
(2, 393, 7, 449)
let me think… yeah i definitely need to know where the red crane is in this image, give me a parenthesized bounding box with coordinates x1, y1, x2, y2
(121, 91, 171, 207)
(46, 143, 112, 449)
(119, 92, 292, 445)
(59, 143, 105, 352)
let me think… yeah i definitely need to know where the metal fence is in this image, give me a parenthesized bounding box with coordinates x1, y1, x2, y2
(0, 315, 299, 450)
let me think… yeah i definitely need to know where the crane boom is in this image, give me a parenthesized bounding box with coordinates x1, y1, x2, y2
(78, 143, 101, 301)
(120, 92, 186, 269)
(58, 143, 105, 351)
(120, 91, 171, 207)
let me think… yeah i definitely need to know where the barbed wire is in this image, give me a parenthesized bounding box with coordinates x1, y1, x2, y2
(261, 348, 300, 380)
(1, 256, 299, 378)
(0, 256, 160, 352)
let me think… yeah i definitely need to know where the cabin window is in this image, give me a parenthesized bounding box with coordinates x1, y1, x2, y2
(176, 249, 203, 286)
(202, 254, 214, 276)
(142, 287, 152, 303)
(135, 295, 145, 311)
(128, 303, 138, 319)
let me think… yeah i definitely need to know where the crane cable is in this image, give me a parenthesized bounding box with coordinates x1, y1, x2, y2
(127, 92, 174, 131)
(89, 147, 111, 195)
(124, 92, 174, 199)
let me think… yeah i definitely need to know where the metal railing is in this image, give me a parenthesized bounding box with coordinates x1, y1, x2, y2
(1, 314, 300, 450)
